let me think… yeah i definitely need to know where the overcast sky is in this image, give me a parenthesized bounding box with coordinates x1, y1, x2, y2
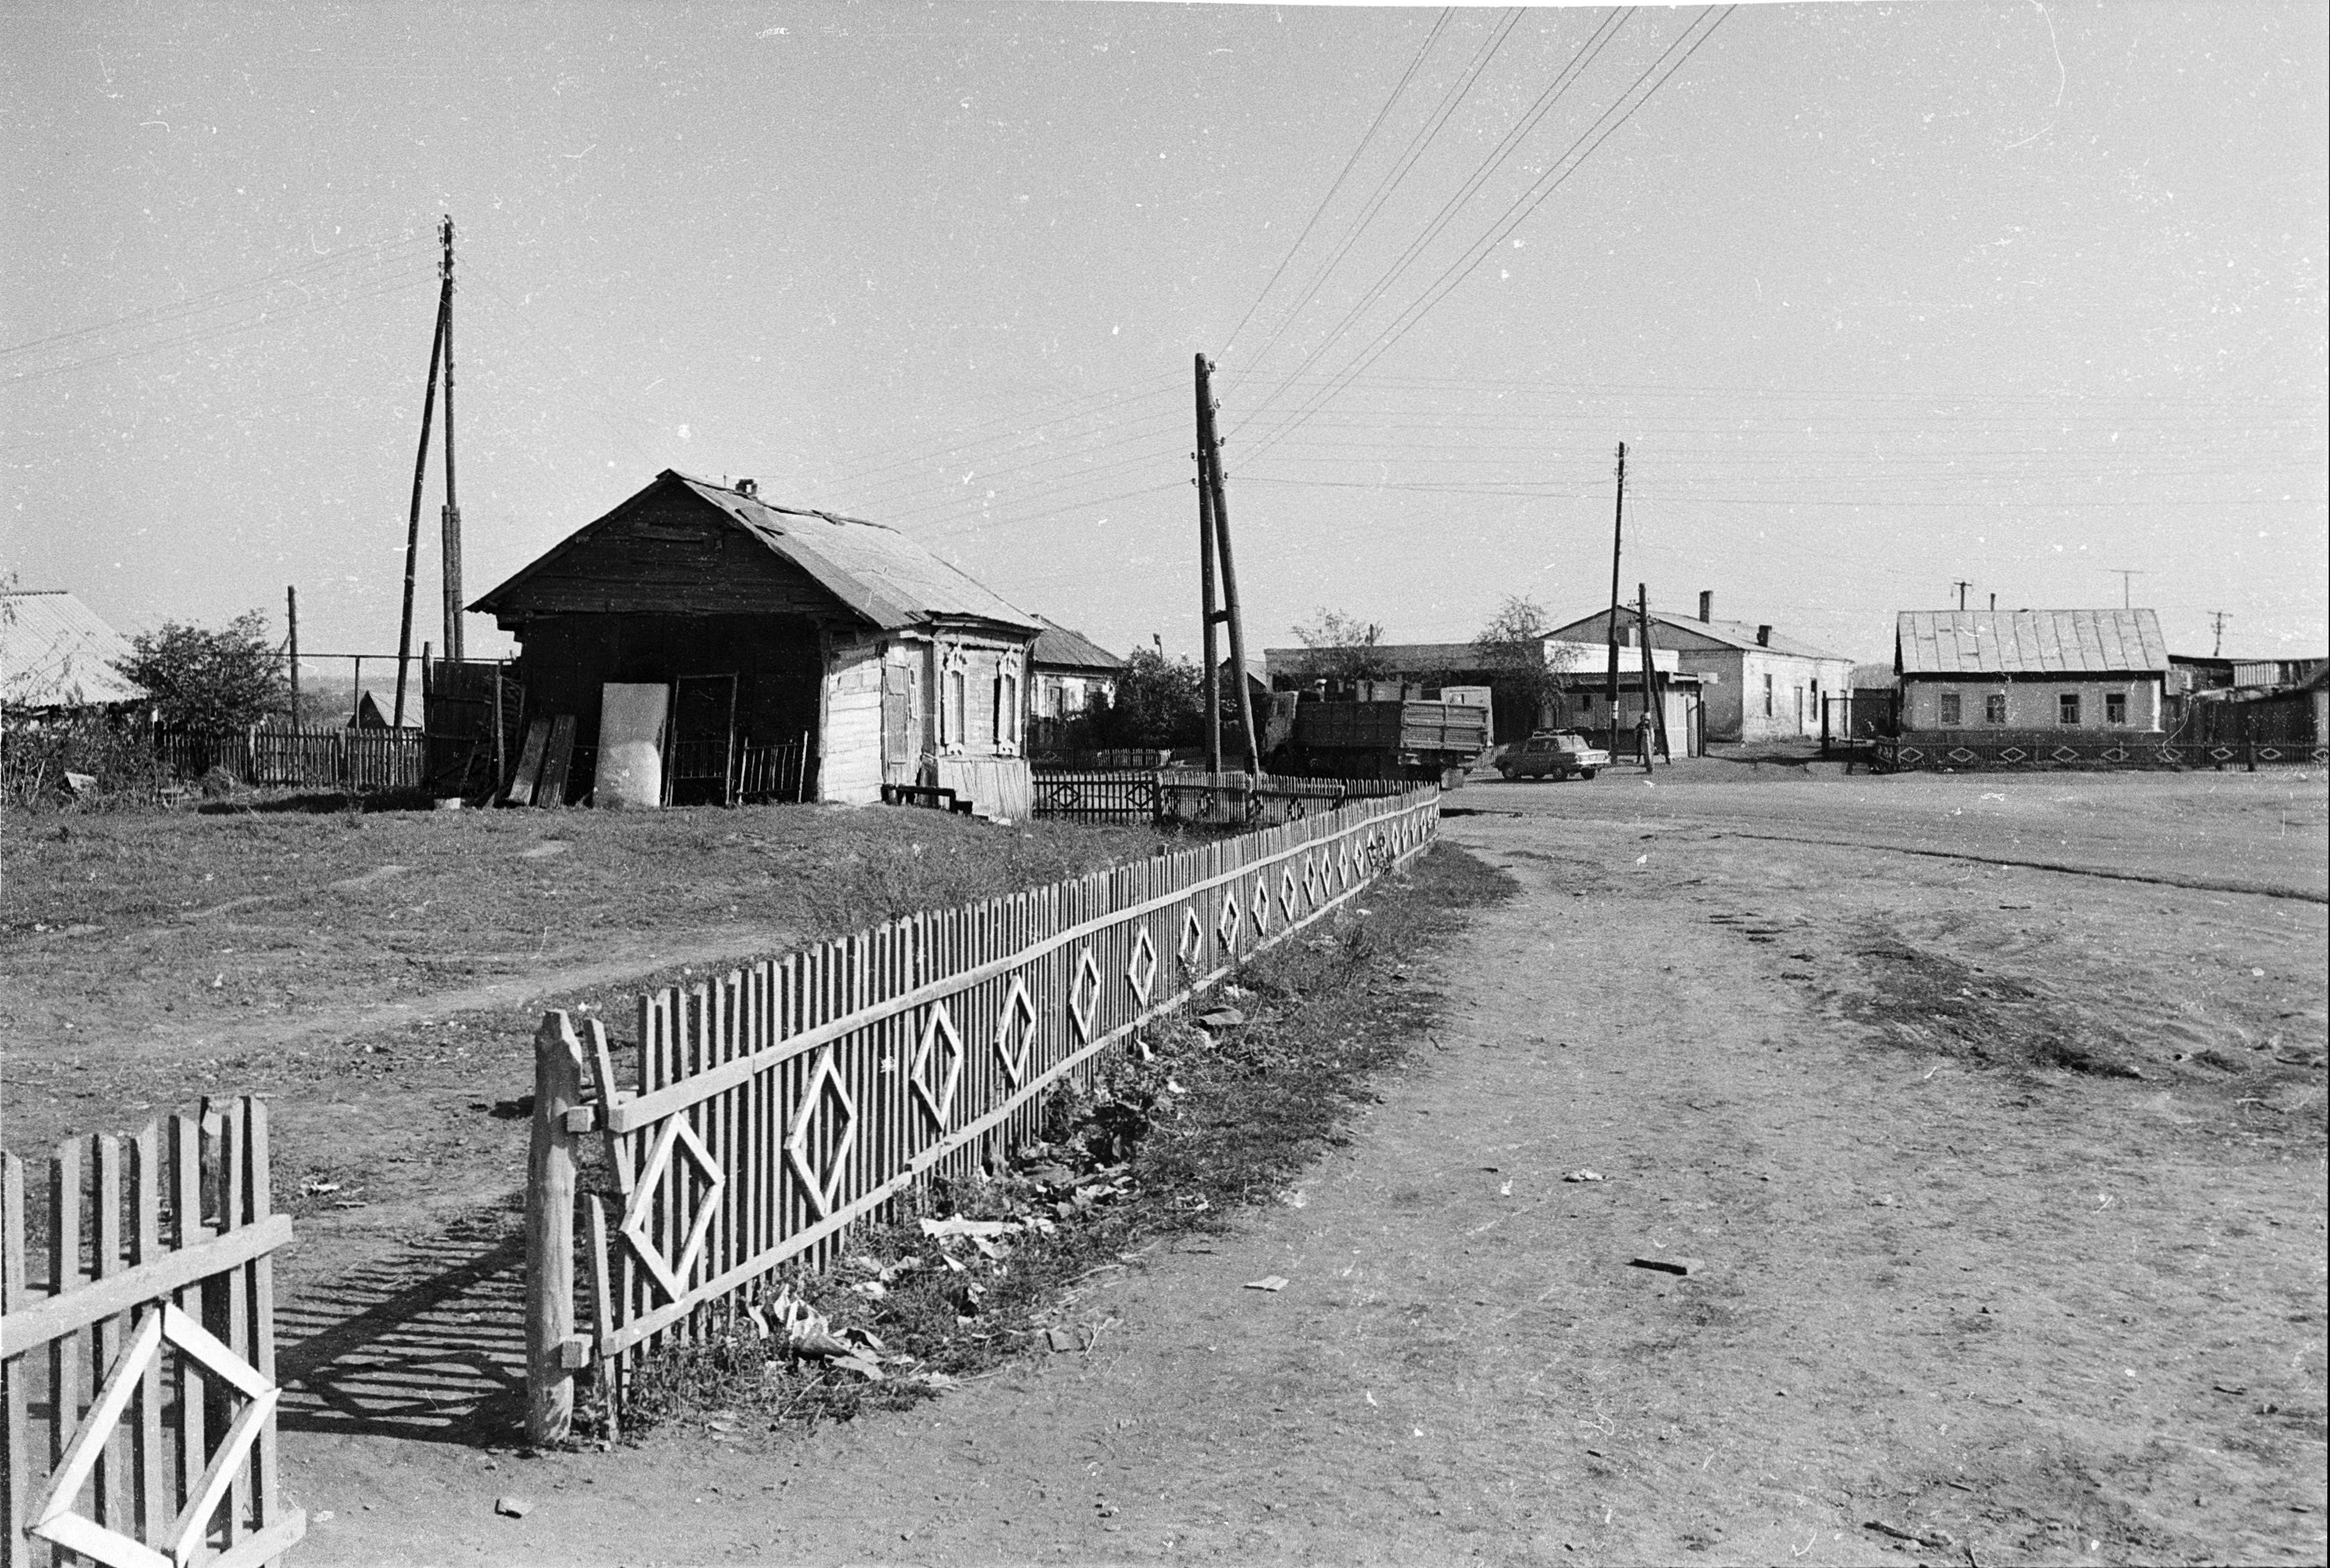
(5, 0, 2324, 670)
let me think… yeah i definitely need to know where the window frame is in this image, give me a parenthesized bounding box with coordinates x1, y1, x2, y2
(2058, 691, 2081, 726)
(1939, 692, 1963, 726)
(1985, 693, 2007, 725)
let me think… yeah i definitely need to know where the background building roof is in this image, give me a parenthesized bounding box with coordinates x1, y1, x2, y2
(1895, 609, 2169, 676)
(1029, 616, 1123, 672)
(1545, 609, 1850, 662)
(1, 590, 146, 709)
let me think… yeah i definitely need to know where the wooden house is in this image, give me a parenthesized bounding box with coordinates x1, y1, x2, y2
(470, 470, 1041, 816)
(1894, 609, 2168, 733)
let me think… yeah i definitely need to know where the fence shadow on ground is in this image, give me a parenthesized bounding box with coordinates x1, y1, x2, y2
(275, 1209, 528, 1446)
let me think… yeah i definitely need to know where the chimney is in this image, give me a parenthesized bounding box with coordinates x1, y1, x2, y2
(735, 477, 757, 498)
(1699, 591, 1713, 623)
(1755, 625, 1772, 647)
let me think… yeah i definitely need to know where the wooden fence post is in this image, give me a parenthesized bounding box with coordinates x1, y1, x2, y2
(525, 1012, 586, 1444)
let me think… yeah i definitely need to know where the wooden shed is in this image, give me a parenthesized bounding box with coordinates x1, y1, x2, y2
(470, 470, 1041, 816)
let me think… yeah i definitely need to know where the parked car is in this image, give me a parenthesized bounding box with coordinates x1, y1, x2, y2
(1497, 729, 1608, 781)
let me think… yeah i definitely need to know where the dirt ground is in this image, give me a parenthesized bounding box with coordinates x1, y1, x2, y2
(240, 761, 2327, 1566)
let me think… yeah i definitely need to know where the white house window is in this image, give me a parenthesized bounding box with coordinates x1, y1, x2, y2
(1762, 674, 1774, 717)
(2058, 692, 2081, 725)
(1939, 692, 1963, 725)
(1985, 693, 2007, 725)
(2106, 692, 2126, 725)
(995, 669, 1020, 753)
(946, 667, 968, 750)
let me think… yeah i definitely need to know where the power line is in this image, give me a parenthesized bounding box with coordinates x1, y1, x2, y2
(1219, 8, 1453, 361)
(1239, 8, 1735, 467)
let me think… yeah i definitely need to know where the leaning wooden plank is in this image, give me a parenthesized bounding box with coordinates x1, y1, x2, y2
(48, 1138, 83, 1484)
(537, 715, 579, 808)
(243, 1100, 281, 1544)
(506, 718, 552, 807)
(132, 1124, 165, 1547)
(92, 1133, 128, 1536)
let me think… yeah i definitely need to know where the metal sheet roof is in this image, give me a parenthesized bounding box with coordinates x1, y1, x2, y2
(1895, 609, 2168, 676)
(1, 591, 146, 709)
(675, 474, 1039, 633)
(1030, 617, 1123, 672)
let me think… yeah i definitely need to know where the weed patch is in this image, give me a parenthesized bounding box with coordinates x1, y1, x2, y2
(584, 840, 1517, 1444)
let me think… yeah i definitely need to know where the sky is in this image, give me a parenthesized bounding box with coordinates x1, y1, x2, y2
(4, 0, 2324, 675)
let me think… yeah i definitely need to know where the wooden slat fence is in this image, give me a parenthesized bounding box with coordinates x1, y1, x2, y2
(158, 729, 427, 792)
(1032, 768, 1405, 827)
(524, 785, 1441, 1438)
(1, 1098, 304, 1568)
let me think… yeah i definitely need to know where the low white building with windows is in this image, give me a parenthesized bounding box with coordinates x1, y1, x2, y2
(1894, 609, 2168, 734)
(1548, 593, 1852, 743)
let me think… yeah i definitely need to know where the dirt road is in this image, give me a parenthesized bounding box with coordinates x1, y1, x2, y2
(288, 768, 2327, 1565)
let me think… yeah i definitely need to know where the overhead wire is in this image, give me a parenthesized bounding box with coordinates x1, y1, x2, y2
(1236, 9, 1524, 386)
(1218, 8, 1453, 362)
(1236, 8, 1736, 467)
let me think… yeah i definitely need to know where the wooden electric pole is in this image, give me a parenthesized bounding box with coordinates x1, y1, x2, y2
(439, 216, 465, 662)
(1196, 377, 1223, 775)
(1195, 354, 1261, 775)
(2209, 611, 2230, 657)
(1638, 584, 1669, 764)
(286, 585, 301, 731)
(1952, 579, 1972, 612)
(1604, 442, 1626, 749)
(393, 290, 447, 729)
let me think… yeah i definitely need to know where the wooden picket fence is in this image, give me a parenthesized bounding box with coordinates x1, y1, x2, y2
(522, 785, 1441, 1439)
(1, 1098, 304, 1568)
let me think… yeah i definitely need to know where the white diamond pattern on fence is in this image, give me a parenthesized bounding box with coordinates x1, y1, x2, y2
(1179, 907, 1207, 973)
(625, 1115, 727, 1296)
(1069, 947, 1102, 1043)
(994, 975, 1039, 1085)
(1250, 873, 1272, 933)
(1280, 868, 1301, 923)
(1217, 888, 1242, 953)
(30, 1304, 280, 1568)
(785, 1048, 857, 1221)
(1126, 927, 1157, 1005)
(911, 1003, 965, 1132)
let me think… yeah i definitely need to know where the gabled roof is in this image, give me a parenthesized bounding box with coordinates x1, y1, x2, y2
(1, 590, 146, 709)
(1895, 609, 2168, 676)
(1545, 609, 1849, 662)
(1030, 617, 1123, 673)
(473, 470, 1039, 634)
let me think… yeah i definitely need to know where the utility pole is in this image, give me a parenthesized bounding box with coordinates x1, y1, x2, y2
(2209, 611, 2230, 657)
(286, 585, 301, 732)
(1952, 579, 1972, 613)
(1604, 442, 1626, 749)
(1638, 583, 1669, 764)
(439, 215, 465, 663)
(393, 288, 448, 729)
(2106, 568, 2145, 609)
(1194, 382, 1223, 775)
(1195, 354, 1261, 775)
(1989, 593, 1997, 612)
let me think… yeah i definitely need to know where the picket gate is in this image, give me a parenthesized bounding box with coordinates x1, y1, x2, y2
(1, 1098, 302, 1568)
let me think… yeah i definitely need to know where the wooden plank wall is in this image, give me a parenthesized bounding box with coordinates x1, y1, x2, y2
(566, 786, 1441, 1430)
(0, 1098, 304, 1568)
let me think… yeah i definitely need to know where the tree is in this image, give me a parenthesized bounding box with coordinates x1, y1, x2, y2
(1291, 607, 1388, 684)
(1091, 645, 1205, 748)
(1471, 595, 1577, 734)
(117, 612, 286, 731)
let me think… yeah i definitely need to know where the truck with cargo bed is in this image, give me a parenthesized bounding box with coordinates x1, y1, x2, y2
(1266, 698, 1492, 788)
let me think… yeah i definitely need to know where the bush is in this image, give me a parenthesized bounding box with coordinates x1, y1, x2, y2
(0, 716, 165, 811)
